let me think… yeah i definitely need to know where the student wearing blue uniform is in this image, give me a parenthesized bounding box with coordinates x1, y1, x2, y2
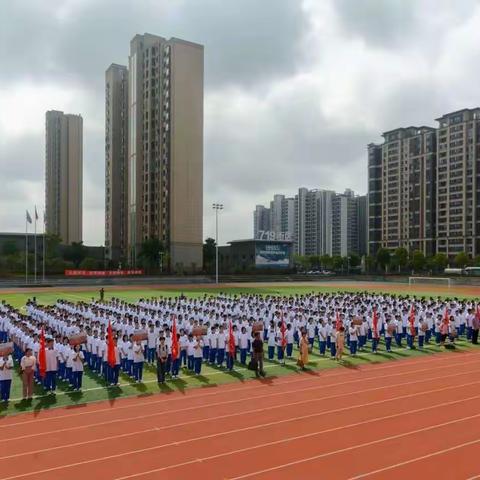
(217, 326, 226, 367)
(267, 326, 276, 360)
(286, 324, 294, 358)
(0, 353, 14, 402)
(193, 336, 204, 375)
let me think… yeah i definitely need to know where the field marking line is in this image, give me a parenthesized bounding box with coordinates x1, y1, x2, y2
(4, 384, 480, 479)
(2, 369, 479, 459)
(227, 413, 480, 480)
(3, 347, 476, 425)
(1, 353, 477, 432)
(349, 439, 480, 479)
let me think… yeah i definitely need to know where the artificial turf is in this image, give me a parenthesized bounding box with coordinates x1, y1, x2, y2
(0, 285, 478, 417)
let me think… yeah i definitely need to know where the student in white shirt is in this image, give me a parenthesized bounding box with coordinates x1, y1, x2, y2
(132, 340, 144, 382)
(0, 353, 14, 402)
(45, 340, 59, 393)
(186, 334, 195, 371)
(348, 325, 359, 356)
(147, 326, 157, 364)
(193, 336, 204, 375)
(238, 327, 249, 365)
(20, 348, 36, 400)
(318, 321, 327, 356)
(71, 345, 85, 391)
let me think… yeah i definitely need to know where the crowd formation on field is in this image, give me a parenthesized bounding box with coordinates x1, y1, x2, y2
(0, 291, 479, 403)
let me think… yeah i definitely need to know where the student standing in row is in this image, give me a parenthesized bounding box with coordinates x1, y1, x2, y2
(20, 348, 36, 400)
(193, 336, 204, 375)
(0, 353, 14, 402)
(71, 345, 84, 391)
(157, 337, 168, 384)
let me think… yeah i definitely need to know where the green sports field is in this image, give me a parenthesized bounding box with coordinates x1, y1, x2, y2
(0, 282, 478, 418)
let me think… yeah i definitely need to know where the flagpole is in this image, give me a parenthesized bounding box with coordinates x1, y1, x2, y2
(34, 206, 37, 283)
(25, 214, 28, 285)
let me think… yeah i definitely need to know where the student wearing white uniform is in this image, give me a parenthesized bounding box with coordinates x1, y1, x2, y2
(348, 325, 358, 356)
(186, 334, 195, 370)
(71, 345, 85, 391)
(45, 340, 58, 393)
(238, 327, 249, 365)
(193, 336, 204, 375)
(286, 324, 294, 358)
(132, 340, 144, 382)
(0, 354, 14, 402)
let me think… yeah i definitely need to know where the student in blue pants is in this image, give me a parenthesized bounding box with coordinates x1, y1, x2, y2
(71, 345, 84, 391)
(132, 340, 144, 383)
(239, 327, 248, 365)
(0, 354, 14, 402)
(348, 325, 358, 356)
(267, 327, 276, 360)
(193, 337, 203, 375)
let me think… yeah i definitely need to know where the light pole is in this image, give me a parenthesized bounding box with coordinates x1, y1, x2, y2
(212, 203, 223, 284)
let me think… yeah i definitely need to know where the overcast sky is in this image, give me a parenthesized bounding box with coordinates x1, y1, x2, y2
(1, 0, 480, 246)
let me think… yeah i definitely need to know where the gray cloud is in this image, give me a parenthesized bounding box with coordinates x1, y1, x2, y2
(1, 0, 480, 245)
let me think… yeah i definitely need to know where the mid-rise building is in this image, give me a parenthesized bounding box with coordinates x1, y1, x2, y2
(295, 188, 334, 256)
(435, 108, 480, 257)
(105, 64, 128, 263)
(126, 33, 204, 271)
(45, 110, 83, 244)
(332, 189, 360, 257)
(253, 205, 271, 238)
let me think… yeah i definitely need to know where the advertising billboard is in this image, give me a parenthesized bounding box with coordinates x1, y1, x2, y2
(255, 242, 290, 269)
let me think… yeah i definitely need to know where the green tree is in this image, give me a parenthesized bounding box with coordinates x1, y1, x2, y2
(45, 233, 62, 258)
(63, 242, 87, 268)
(203, 237, 216, 272)
(411, 250, 426, 272)
(474, 255, 480, 267)
(431, 253, 448, 273)
(320, 254, 333, 269)
(392, 247, 409, 273)
(349, 253, 361, 268)
(365, 255, 376, 273)
(138, 238, 165, 271)
(2, 241, 18, 256)
(454, 251, 470, 268)
(308, 255, 321, 270)
(332, 255, 344, 271)
(79, 257, 98, 270)
(293, 254, 309, 271)
(376, 248, 391, 272)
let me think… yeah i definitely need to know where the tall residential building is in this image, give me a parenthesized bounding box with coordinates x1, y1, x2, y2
(357, 194, 368, 256)
(269, 194, 295, 240)
(295, 188, 334, 256)
(127, 33, 204, 271)
(45, 110, 83, 244)
(435, 108, 480, 257)
(367, 144, 382, 256)
(105, 64, 128, 263)
(369, 126, 436, 256)
(332, 189, 360, 257)
(253, 205, 271, 238)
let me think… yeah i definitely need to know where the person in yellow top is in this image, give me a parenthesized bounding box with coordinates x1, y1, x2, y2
(335, 326, 346, 361)
(298, 330, 309, 370)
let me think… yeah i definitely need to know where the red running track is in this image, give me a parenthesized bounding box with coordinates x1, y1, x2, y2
(1, 351, 480, 480)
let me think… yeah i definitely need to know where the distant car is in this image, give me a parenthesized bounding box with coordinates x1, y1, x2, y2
(321, 270, 334, 276)
(307, 270, 321, 275)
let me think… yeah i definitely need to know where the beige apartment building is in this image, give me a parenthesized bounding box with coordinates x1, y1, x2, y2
(436, 108, 480, 257)
(379, 126, 436, 256)
(126, 33, 204, 271)
(105, 64, 128, 263)
(45, 110, 83, 244)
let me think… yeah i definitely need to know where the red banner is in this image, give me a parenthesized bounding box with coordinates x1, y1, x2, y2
(64, 269, 144, 277)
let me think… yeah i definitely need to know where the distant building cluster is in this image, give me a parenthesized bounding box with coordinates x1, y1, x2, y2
(254, 188, 367, 258)
(368, 107, 480, 259)
(44, 33, 204, 272)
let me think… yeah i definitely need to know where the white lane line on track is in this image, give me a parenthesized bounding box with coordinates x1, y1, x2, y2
(2, 349, 477, 428)
(1, 354, 478, 434)
(2, 368, 480, 460)
(3, 380, 480, 479)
